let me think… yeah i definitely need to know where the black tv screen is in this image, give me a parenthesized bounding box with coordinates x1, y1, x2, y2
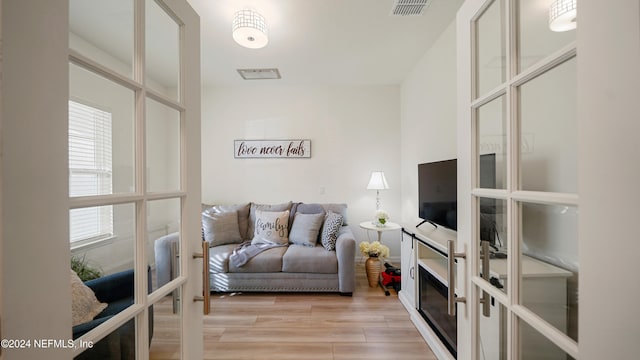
(418, 154, 497, 243)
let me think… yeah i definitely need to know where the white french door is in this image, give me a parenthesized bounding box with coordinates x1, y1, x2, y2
(68, 0, 202, 359)
(457, 0, 578, 359)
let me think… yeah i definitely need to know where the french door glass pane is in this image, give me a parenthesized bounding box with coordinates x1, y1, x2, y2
(149, 287, 182, 359)
(148, 198, 182, 292)
(146, 0, 180, 101)
(475, 0, 506, 98)
(517, 0, 575, 73)
(146, 98, 181, 192)
(69, 0, 133, 80)
(69, 63, 135, 196)
(477, 198, 508, 294)
(477, 95, 507, 190)
(70, 202, 136, 358)
(519, 58, 577, 193)
(519, 319, 576, 360)
(477, 298, 507, 360)
(520, 202, 578, 341)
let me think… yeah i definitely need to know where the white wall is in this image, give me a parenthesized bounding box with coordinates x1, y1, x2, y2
(400, 20, 458, 226)
(201, 85, 402, 258)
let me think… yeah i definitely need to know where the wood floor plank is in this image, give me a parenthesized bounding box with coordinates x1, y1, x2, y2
(150, 263, 436, 359)
(332, 342, 437, 360)
(204, 342, 334, 360)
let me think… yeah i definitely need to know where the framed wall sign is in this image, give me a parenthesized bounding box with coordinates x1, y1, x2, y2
(234, 139, 311, 159)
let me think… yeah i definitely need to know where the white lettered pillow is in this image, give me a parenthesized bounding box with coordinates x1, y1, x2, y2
(252, 210, 290, 245)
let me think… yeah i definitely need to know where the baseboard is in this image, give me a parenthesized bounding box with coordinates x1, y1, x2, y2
(398, 290, 455, 360)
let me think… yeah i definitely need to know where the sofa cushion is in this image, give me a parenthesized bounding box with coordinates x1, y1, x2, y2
(248, 202, 292, 239)
(321, 211, 344, 251)
(282, 244, 338, 273)
(202, 211, 243, 246)
(209, 244, 237, 273)
(289, 212, 324, 247)
(203, 203, 251, 240)
(70, 269, 108, 326)
(228, 246, 288, 273)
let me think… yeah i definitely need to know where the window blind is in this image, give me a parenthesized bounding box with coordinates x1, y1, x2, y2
(69, 100, 113, 242)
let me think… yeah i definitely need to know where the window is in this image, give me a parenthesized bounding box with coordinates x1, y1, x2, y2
(68, 100, 113, 243)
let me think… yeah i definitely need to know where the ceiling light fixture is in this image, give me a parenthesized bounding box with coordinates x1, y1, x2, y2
(232, 9, 268, 49)
(549, 0, 577, 32)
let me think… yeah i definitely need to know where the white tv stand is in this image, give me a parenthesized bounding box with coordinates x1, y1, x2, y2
(399, 223, 571, 360)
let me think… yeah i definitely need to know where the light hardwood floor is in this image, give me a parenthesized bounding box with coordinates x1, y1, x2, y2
(150, 262, 436, 359)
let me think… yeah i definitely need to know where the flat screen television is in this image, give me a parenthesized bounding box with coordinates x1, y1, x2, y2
(418, 154, 498, 246)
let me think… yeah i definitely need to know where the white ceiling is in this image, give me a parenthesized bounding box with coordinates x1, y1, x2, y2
(188, 0, 463, 87)
(69, 0, 463, 88)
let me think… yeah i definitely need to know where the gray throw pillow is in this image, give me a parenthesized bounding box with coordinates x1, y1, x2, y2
(202, 211, 243, 246)
(320, 211, 343, 251)
(203, 203, 251, 239)
(248, 202, 292, 240)
(289, 212, 325, 247)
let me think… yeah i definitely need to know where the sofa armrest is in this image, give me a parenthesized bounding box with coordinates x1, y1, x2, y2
(154, 232, 180, 289)
(85, 269, 134, 303)
(335, 226, 356, 294)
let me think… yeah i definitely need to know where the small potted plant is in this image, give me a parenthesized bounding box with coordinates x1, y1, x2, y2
(374, 209, 389, 227)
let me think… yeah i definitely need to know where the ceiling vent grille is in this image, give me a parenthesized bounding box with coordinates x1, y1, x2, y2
(390, 0, 430, 16)
(237, 68, 281, 80)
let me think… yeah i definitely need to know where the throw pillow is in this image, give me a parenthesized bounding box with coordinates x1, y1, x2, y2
(70, 269, 107, 327)
(320, 210, 343, 251)
(289, 212, 325, 247)
(252, 210, 290, 245)
(203, 203, 251, 239)
(202, 211, 243, 246)
(248, 202, 292, 240)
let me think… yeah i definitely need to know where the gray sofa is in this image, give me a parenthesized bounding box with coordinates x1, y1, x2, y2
(154, 202, 356, 295)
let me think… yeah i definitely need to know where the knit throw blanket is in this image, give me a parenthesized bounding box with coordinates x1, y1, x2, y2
(229, 240, 287, 267)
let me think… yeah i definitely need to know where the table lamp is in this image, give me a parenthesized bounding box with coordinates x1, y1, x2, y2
(367, 171, 389, 210)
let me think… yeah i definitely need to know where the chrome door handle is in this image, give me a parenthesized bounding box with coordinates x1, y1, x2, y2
(480, 240, 491, 317)
(447, 240, 466, 316)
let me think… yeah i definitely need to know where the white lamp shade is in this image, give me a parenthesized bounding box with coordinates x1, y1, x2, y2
(367, 171, 389, 190)
(549, 0, 577, 32)
(232, 9, 268, 49)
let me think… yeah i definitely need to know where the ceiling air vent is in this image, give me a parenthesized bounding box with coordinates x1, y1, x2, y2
(237, 68, 281, 80)
(390, 0, 431, 16)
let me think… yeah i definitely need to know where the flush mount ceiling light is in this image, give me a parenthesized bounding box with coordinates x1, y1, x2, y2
(232, 9, 268, 49)
(549, 0, 577, 32)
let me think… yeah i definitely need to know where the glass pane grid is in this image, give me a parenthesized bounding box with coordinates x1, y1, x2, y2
(470, 0, 578, 358)
(518, 58, 577, 194)
(475, 0, 506, 99)
(517, 201, 578, 343)
(514, 307, 578, 359)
